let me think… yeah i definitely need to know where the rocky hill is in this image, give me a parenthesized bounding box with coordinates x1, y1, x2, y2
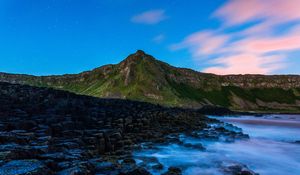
(0, 82, 253, 174)
(1, 50, 300, 112)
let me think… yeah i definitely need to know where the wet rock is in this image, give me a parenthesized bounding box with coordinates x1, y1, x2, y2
(0, 82, 214, 174)
(162, 167, 182, 175)
(93, 161, 115, 172)
(19, 120, 37, 130)
(198, 105, 233, 115)
(182, 143, 205, 150)
(57, 165, 94, 175)
(152, 163, 163, 170)
(119, 167, 151, 175)
(0, 151, 13, 160)
(222, 163, 258, 175)
(0, 159, 51, 175)
(122, 158, 136, 165)
(39, 152, 66, 161)
(55, 141, 79, 149)
(118, 157, 138, 173)
(57, 167, 87, 175)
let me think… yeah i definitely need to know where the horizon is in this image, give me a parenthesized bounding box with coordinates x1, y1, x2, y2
(1, 49, 300, 77)
(1, 0, 300, 75)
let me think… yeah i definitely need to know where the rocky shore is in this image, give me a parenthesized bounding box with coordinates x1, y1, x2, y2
(0, 82, 255, 175)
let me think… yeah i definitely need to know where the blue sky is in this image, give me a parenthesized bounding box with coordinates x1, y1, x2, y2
(0, 0, 300, 75)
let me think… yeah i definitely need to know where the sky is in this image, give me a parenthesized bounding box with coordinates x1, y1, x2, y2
(0, 0, 300, 75)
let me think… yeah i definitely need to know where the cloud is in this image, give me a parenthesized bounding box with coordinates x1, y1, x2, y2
(171, 31, 229, 57)
(206, 24, 300, 75)
(172, 0, 300, 75)
(131, 9, 168, 25)
(203, 54, 285, 75)
(232, 29, 300, 54)
(152, 34, 165, 43)
(214, 0, 300, 26)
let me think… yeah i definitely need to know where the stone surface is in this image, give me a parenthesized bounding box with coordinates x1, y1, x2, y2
(0, 82, 210, 174)
(162, 167, 182, 175)
(0, 82, 257, 174)
(0, 159, 50, 175)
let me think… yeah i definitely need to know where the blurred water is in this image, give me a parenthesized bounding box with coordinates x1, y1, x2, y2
(134, 115, 300, 175)
(218, 115, 300, 141)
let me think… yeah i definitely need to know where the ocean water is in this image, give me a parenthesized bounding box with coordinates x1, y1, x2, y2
(133, 115, 300, 175)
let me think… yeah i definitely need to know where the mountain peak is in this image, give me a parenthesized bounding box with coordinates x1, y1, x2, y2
(135, 50, 146, 56)
(121, 50, 153, 66)
(1, 50, 300, 112)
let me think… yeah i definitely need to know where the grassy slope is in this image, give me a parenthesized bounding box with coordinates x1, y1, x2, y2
(1, 52, 300, 112)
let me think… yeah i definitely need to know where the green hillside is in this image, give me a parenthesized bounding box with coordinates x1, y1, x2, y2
(1, 50, 300, 112)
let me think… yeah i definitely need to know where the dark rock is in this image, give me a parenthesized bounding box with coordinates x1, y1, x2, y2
(152, 163, 163, 170)
(198, 105, 233, 115)
(0, 82, 224, 174)
(119, 167, 151, 175)
(162, 167, 182, 175)
(0, 159, 51, 175)
(222, 163, 258, 175)
(182, 143, 205, 150)
(57, 166, 93, 175)
(39, 152, 66, 161)
(122, 158, 136, 165)
(93, 161, 115, 172)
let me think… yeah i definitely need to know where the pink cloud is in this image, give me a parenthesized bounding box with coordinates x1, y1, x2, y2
(131, 9, 167, 25)
(171, 0, 300, 75)
(206, 26, 300, 74)
(171, 31, 229, 56)
(243, 35, 300, 54)
(240, 22, 274, 36)
(231, 27, 300, 54)
(214, 0, 262, 26)
(203, 54, 285, 75)
(207, 25, 300, 74)
(215, 0, 300, 26)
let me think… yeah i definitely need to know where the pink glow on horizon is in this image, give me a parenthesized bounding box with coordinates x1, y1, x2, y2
(204, 55, 284, 75)
(203, 54, 285, 75)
